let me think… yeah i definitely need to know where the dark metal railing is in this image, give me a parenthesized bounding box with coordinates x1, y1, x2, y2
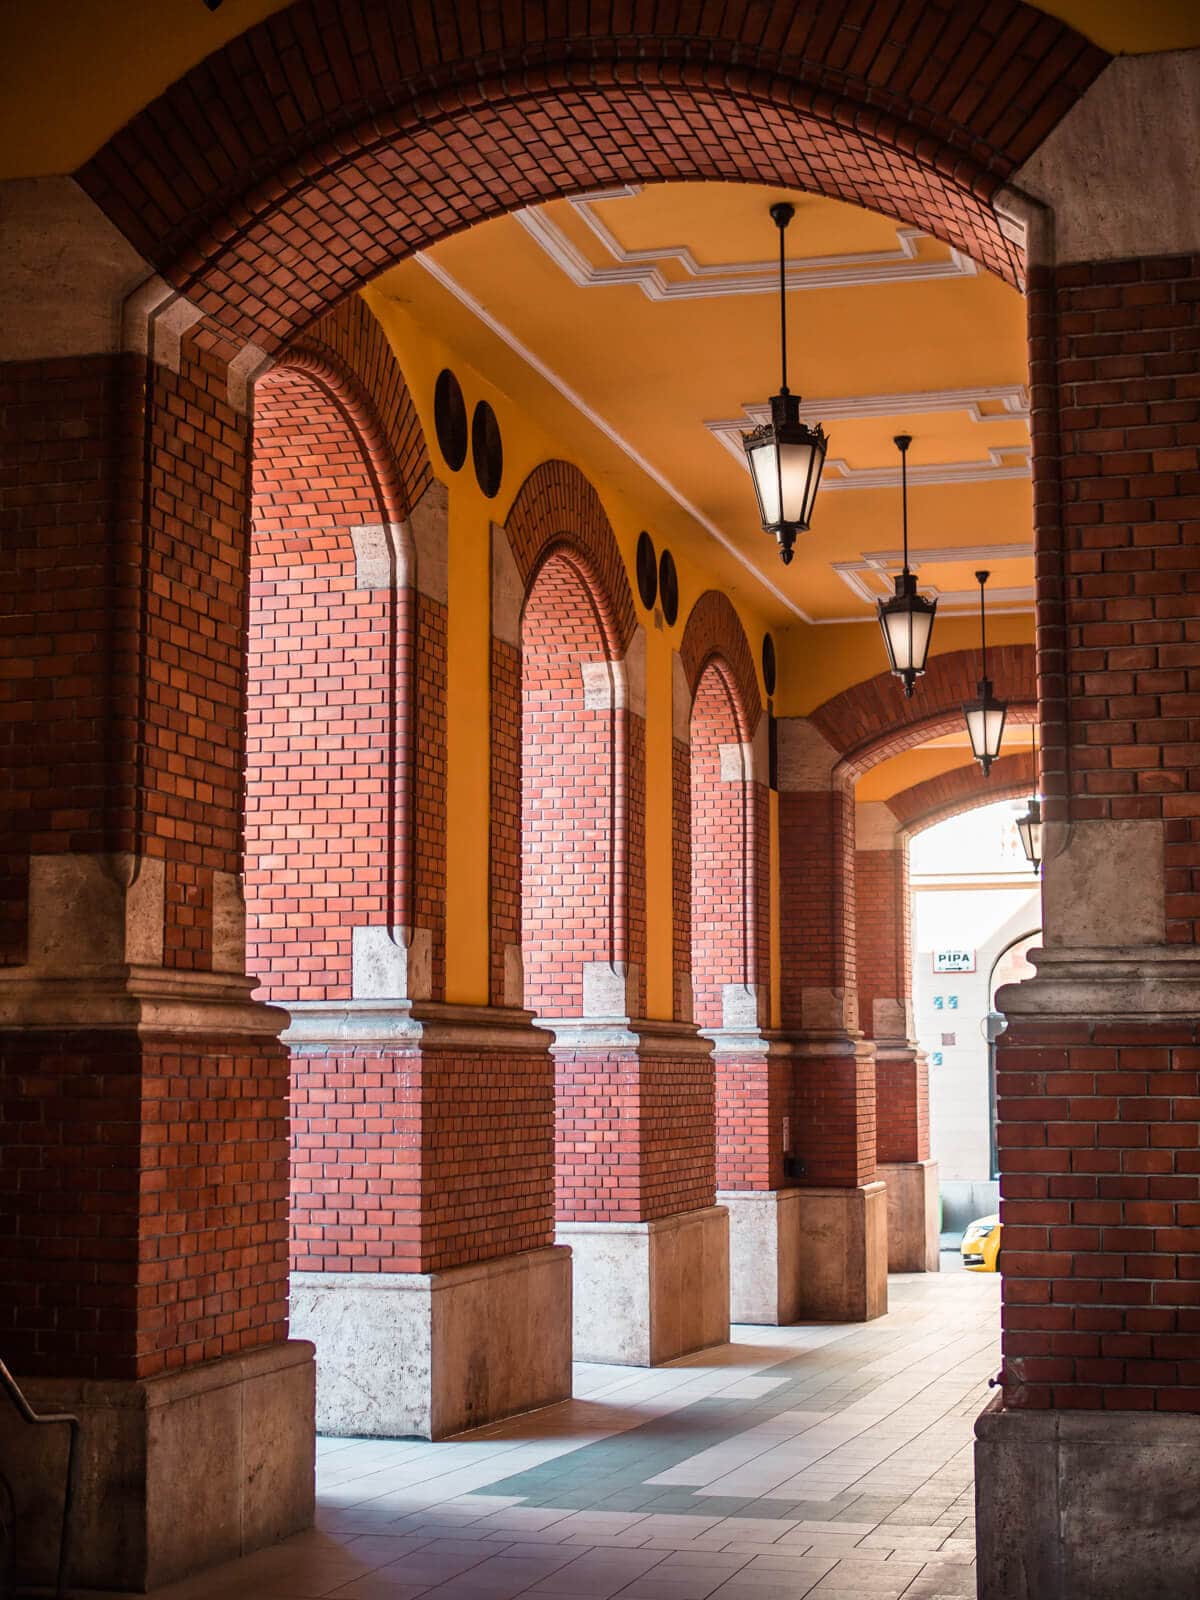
(0, 1361, 79, 1600)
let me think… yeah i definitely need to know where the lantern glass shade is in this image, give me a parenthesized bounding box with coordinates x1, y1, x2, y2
(877, 571, 937, 696)
(963, 677, 1008, 773)
(743, 392, 827, 563)
(1016, 794, 1043, 871)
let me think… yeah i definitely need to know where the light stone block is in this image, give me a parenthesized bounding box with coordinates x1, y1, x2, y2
(290, 1246, 571, 1439)
(351, 925, 432, 1001)
(1042, 818, 1163, 948)
(775, 717, 841, 792)
(409, 478, 449, 603)
(872, 996, 913, 1041)
(879, 1160, 940, 1273)
(856, 800, 900, 852)
(976, 1397, 1200, 1598)
(582, 959, 639, 1018)
(720, 1188, 807, 1325)
(557, 1207, 729, 1365)
(1009, 50, 1200, 266)
(491, 523, 524, 646)
(24, 851, 165, 972)
(801, 984, 858, 1032)
(721, 982, 765, 1030)
(792, 1183, 888, 1322)
(2, 1342, 314, 1593)
(719, 741, 752, 782)
(672, 651, 692, 744)
(211, 870, 246, 975)
(349, 521, 411, 590)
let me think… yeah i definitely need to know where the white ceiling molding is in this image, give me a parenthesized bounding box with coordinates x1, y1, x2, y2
(832, 544, 1034, 614)
(413, 252, 813, 621)
(514, 186, 979, 299)
(820, 445, 1031, 490)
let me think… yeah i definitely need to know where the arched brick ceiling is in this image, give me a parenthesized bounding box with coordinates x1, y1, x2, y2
(888, 748, 1037, 831)
(73, 1, 1111, 348)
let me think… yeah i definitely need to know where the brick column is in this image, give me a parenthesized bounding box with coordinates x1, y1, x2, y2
(856, 801, 938, 1272)
(260, 472, 568, 1441)
(976, 54, 1200, 1598)
(492, 516, 728, 1367)
(0, 179, 312, 1591)
(775, 719, 886, 1322)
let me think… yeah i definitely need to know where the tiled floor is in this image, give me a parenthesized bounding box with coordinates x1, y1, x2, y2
(119, 1266, 998, 1600)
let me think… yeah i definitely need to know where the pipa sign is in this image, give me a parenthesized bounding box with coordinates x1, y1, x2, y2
(933, 948, 975, 974)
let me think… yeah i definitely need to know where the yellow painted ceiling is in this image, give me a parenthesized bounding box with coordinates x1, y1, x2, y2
(2, 3, 1199, 181)
(376, 182, 1034, 629)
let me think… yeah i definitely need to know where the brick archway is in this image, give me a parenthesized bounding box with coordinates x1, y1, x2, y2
(810, 645, 1038, 777)
(891, 749, 1037, 835)
(78, 3, 1108, 350)
(680, 591, 763, 737)
(490, 460, 643, 1010)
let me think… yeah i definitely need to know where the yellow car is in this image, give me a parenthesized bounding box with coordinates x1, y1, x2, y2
(960, 1214, 1001, 1272)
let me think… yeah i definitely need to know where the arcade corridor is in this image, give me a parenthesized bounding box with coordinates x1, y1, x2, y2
(109, 1272, 994, 1600)
(4, 4, 1200, 1597)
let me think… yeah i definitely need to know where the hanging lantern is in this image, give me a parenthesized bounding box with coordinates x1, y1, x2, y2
(742, 202, 828, 565)
(963, 569, 1007, 775)
(876, 434, 937, 696)
(1016, 724, 1043, 871)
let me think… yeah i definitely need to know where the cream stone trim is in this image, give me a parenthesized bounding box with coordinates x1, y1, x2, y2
(672, 652, 692, 745)
(0, 176, 152, 361)
(228, 341, 275, 414)
(351, 925, 433, 1002)
(799, 986, 860, 1033)
(409, 479, 450, 604)
(774, 718, 841, 792)
(491, 521, 524, 646)
(283, 999, 551, 1053)
(999, 946, 1200, 1021)
(856, 800, 900, 853)
(0, 969, 286, 1037)
(349, 522, 411, 590)
(211, 870, 247, 976)
(1008, 50, 1200, 265)
(538, 1012, 714, 1057)
(718, 741, 752, 782)
(1042, 817, 1163, 950)
(834, 543, 1034, 615)
(503, 943, 525, 1009)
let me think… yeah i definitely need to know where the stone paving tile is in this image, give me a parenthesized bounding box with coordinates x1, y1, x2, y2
(100, 1272, 998, 1600)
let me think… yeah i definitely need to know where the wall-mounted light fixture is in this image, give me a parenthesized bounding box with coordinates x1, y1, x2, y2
(963, 570, 1007, 776)
(876, 434, 937, 697)
(742, 203, 827, 566)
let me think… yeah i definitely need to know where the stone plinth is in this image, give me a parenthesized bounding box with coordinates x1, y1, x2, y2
(879, 1159, 940, 1272)
(291, 1244, 571, 1440)
(976, 1395, 1200, 1598)
(719, 1188, 805, 1325)
(793, 1183, 888, 1322)
(1, 1340, 314, 1594)
(557, 1206, 729, 1365)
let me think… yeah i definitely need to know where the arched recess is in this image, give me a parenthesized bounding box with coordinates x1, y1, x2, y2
(246, 299, 445, 1283)
(490, 461, 642, 1018)
(78, 2, 1109, 351)
(677, 591, 767, 1031)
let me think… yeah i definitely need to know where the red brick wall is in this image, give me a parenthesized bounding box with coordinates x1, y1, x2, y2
(717, 1049, 792, 1192)
(690, 666, 750, 1029)
(291, 1042, 554, 1275)
(780, 786, 857, 1028)
(521, 553, 616, 1019)
(856, 846, 906, 1039)
(999, 1016, 1200, 1412)
(0, 1027, 289, 1381)
(246, 366, 396, 1002)
(556, 1049, 715, 1223)
(998, 250, 1200, 1416)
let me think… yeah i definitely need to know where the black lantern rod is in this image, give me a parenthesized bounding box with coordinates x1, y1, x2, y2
(897, 434, 912, 573)
(770, 201, 794, 396)
(976, 569, 990, 677)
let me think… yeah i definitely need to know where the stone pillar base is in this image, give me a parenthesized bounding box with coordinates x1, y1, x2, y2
(556, 1206, 729, 1365)
(879, 1159, 940, 1272)
(719, 1188, 805, 1324)
(975, 1395, 1200, 1598)
(1, 1340, 314, 1594)
(794, 1182, 888, 1322)
(291, 1244, 571, 1440)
